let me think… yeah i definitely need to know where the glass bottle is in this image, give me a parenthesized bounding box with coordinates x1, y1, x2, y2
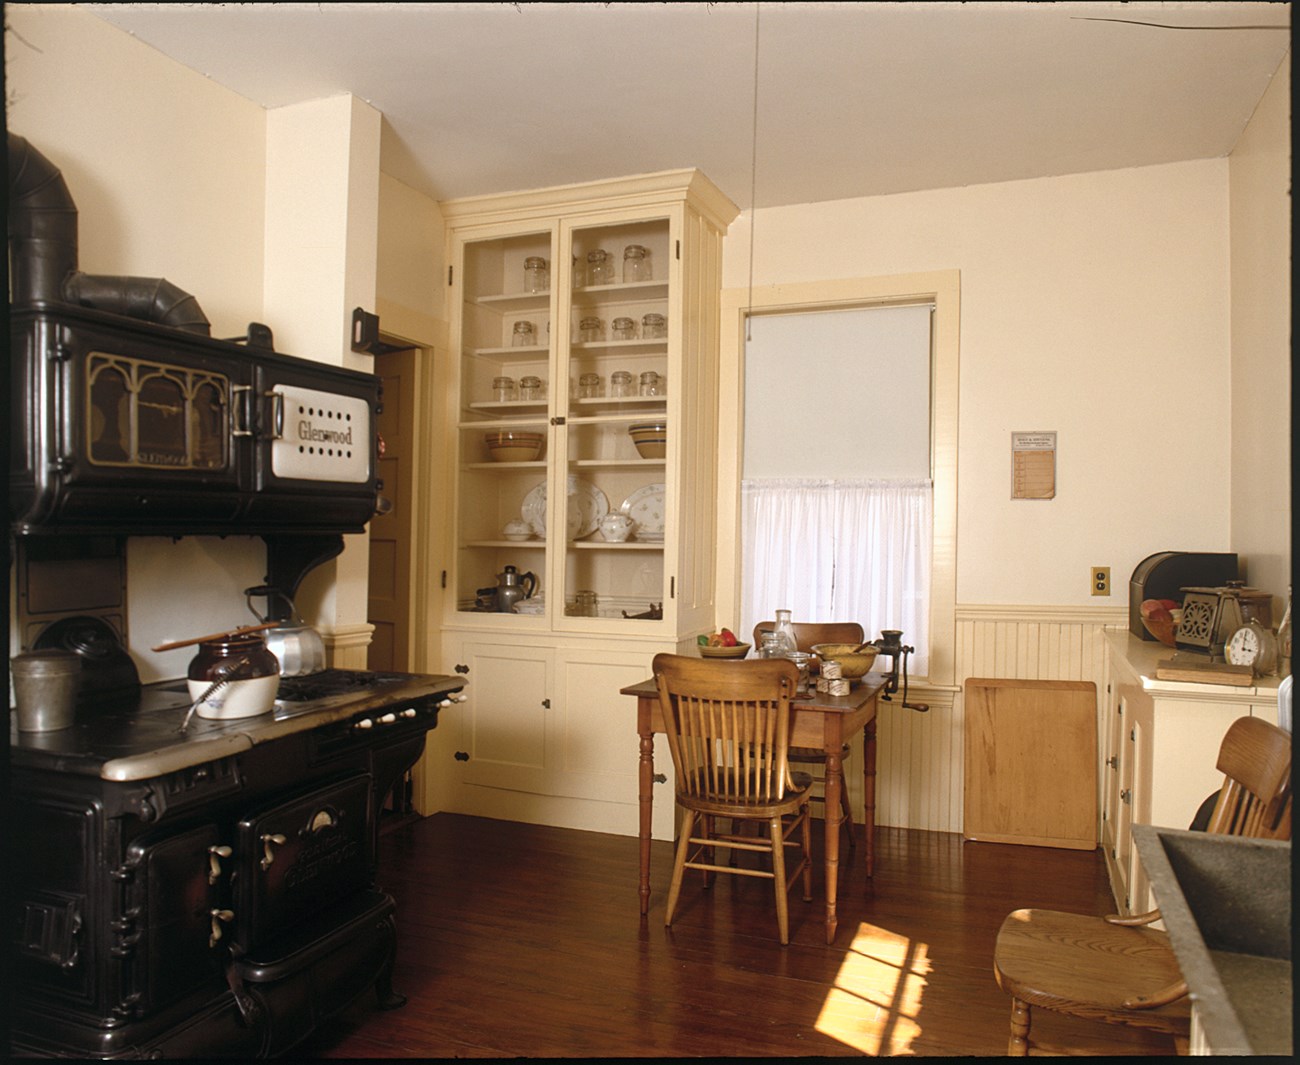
(623, 244, 649, 282)
(772, 609, 798, 658)
(523, 256, 549, 293)
(586, 249, 614, 286)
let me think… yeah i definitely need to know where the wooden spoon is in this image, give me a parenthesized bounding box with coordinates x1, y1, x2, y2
(151, 621, 280, 653)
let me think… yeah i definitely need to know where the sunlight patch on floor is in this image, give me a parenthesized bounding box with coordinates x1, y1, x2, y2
(814, 922, 931, 1055)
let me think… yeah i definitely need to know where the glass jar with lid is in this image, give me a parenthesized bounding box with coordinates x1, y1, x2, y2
(511, 320, 536, 347)
(638, 371, 662, 397)
(518, 375, 544, 401)
(578, 373, 603, 399)
(622, 244, 650, 282)
(586, 249, 614, 287)
(578, 316, 604, 343)
(492, 376, 517, 402)
(610, 370, 634, 397)
(642, 312, 667, 339)
(523, 256, 549, 293)
(611, 316, 637, 341)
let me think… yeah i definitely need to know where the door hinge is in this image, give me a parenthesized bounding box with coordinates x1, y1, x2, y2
(455, 663, 470, 674)
(454, 751, 469, 762)
(550, 415, 566, 426)
(670, 576, 675, 599)
(541, 698, 551, 709)
(675, 239, 680, 260)
(448, 265, 454, 286)
(441, 570, 447, 589)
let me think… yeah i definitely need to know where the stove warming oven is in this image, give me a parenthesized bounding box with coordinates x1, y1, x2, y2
(10, 670, 466, 1058)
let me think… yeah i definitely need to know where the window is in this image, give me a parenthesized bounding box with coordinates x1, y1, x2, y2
(717, 272, 959, 687)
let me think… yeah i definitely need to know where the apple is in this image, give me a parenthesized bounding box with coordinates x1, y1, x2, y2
(1141, 599, 1172, 622)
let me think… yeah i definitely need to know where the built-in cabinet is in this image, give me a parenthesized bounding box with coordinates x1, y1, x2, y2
(1100, 630, 1282, 915)
(438, 171, 737, 835)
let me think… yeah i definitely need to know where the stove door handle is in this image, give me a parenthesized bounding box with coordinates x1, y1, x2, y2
(208, 844, 233, 885)
(260, 833, 287, 871)
(209, 908, 234, 948)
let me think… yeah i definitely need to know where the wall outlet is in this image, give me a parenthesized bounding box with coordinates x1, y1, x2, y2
(1091, 566, 1111, 596)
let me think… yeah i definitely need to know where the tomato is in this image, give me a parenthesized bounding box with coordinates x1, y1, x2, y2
(719, 628, 737, 646)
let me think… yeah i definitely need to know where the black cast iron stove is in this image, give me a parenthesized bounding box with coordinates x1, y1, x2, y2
(9, 669, 465, 1059)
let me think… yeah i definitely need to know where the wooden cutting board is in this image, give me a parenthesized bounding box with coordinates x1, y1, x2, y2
(963, 678, 1098, 850)
(1154, 658, 1254, 686)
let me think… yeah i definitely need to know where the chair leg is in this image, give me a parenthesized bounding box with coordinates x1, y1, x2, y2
(701, 815, 716, 889)
(800, 805, 813, 902)
(769, 816, 790, 945)
(665, 809, 695, 928)
(839, 782, 856, 850)
(1007, 997, 1031, 1056)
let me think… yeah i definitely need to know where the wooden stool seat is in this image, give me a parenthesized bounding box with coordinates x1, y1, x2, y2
(994, 909, 1191, 1036)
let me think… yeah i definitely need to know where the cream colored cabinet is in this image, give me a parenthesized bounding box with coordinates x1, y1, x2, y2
(1100, 630, 1282, 914)
(438, 171, 736, 834)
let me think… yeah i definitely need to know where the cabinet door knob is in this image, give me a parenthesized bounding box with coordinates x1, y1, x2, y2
(1120, 788, 1131, 805)
(1105, 755, 1119, 769)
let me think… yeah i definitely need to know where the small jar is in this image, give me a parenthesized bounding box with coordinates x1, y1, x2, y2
(519, 375, 543, 401)
(579, 316, 604, 343)
(578, 373, 603, 399)
(492, 376, 517, 402)
(511, 321, 535, 347)
(623, 244, 650, 282)
(638, 371, 662, 396)
(523, 256, 549, 293)
(576, 590, 598, 617)
(610, 370, 634, 397)
(642, 313, 667, 339)
(586, 249, 614, 287)
(611, 317, 637, 341)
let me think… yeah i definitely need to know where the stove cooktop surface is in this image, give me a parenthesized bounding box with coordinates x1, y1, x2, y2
(9, 669, 464, 781)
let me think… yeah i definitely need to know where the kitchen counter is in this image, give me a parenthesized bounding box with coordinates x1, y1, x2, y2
(1134, 825, 1292, 1055)
(1104, 630, 1283, 701)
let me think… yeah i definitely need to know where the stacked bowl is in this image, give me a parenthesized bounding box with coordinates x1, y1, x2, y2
(484, 430, 544, 462)
(628, 422, 667, 459)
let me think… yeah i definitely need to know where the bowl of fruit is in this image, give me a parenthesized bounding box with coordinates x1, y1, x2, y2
(697, 629, 750, 658)
(1139, 598, 1183, 647)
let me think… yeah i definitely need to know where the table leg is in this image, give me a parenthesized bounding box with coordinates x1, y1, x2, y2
(863, 718, 877, 878)
(638, 726, 654, 915)
(822, 746, 843, 944)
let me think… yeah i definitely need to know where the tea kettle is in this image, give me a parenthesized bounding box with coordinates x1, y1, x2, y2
(494, 565, 537, 613)
(245, 585, 327, 676)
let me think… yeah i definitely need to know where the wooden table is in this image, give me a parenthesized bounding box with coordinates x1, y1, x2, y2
(621, 673, 886, 944)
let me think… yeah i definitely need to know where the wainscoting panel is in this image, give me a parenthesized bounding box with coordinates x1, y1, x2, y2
(868, 605, 1128, 834)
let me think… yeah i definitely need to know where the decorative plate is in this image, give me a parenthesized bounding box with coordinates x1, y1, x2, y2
(521, 477, 609, 540)
(621, 483, 665, 541)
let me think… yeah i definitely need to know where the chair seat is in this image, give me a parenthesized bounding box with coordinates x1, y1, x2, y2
(994, 909, 1191, 1030)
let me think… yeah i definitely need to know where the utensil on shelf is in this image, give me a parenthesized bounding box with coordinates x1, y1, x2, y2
(151, 622, 280, 653)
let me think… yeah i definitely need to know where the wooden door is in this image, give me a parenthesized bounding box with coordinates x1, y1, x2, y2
(367, 346, 418, 671)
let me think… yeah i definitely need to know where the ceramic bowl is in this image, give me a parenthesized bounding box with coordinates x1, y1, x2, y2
(484, 430, 545, 462)
(811, 643, 880, 679)
(698, 642, 751, 659)
(503, 519, 533, 542)
(628, 422, 667, 460)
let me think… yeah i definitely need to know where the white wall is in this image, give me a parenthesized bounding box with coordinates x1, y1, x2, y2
(723, 160, 1237, 607)
(6, 5, 267, 339)
(1229, 51, 1291, 604)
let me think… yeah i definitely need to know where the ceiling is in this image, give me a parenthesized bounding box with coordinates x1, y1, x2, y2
(87, 2, 1291, 211)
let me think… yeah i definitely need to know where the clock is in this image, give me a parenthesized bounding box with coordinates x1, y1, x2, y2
(1224, 619, 1278, 675)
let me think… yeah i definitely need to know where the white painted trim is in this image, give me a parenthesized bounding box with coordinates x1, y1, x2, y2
(957, 603, 1129, 624)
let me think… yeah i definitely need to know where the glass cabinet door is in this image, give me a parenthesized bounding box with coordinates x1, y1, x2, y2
(555, 216, 671, 626)
(453, 228, 555, 618)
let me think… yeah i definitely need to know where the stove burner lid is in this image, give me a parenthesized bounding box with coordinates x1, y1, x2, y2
(275, 669, 410, 703)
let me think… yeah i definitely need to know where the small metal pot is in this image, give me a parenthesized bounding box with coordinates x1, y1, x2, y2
(245, 586, 328, 676)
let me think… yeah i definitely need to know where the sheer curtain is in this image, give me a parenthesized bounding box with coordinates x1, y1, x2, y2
(740, 477, 932, 674)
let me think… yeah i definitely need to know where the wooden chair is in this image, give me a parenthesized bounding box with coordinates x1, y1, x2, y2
(992, 715, 1293, 1055)
(753, 620, 865, 847)
(652, 653, 813, 945)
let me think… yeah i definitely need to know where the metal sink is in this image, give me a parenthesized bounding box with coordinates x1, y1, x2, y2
(1134, 825, 1291, 1055)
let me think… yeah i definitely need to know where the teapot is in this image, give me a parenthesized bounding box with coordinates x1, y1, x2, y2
(495, 565, 537, 613)
(599, 512, 634, 542)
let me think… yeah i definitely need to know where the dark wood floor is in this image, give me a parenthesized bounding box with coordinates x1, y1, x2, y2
(296, 812, 1181, 1058)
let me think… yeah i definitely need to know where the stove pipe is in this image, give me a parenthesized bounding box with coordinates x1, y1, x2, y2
(7, 132, 211, 335)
